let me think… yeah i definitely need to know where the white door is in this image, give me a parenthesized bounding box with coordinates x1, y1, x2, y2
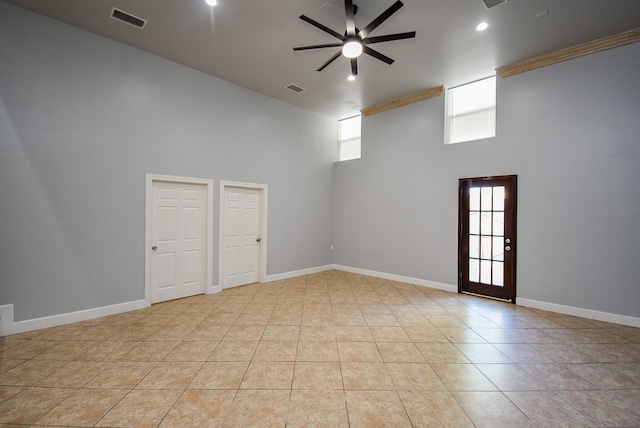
(151, 181, 205, 303)
(223, 187, 261, 288)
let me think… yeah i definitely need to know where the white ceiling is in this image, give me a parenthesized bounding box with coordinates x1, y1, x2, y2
(4, 0, 640, 119)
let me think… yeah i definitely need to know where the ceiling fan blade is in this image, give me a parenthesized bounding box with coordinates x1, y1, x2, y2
(358, 0, 404, 39)
(294, 43, 343, 51)
(317, 51, 342, 71)
(350, 58, 358, 76)
(345, 0, 356, 37)
(364, 31, 416, 44)
(299, 15, 345, 41)
(363, 46, 395, 65)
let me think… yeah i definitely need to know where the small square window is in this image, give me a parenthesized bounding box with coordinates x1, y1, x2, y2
(445, 76, 496, 145)
(338, 115, 361, 161)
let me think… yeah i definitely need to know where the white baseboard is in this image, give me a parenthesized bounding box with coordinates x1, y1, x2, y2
(518, 298, 640, 328)
(0, 304, 15, 337)
(333, 264, 458, 293)
(0, 300, 149, 337)
(4, 266, 639, 336)
(208, 285, 223, 294)
(264, 265, 335, 282)
(332, 265, 640, 328)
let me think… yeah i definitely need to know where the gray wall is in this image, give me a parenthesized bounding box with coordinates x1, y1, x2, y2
(0, 2, 336, 322)
(2, 1, 639, 325)
(334, 43, 640, 318)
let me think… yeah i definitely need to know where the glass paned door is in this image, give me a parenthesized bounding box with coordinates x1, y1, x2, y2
(469, 186, 504, 286)
(459, 176, 517, 302)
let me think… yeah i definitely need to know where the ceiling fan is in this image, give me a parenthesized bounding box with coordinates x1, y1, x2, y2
(293, 0, 416, 76)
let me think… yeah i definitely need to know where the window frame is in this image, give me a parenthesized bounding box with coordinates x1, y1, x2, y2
(338, 115, 361, 162)
(445, 75, 497, 145)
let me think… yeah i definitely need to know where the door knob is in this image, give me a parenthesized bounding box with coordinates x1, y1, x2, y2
(152, 246, 157, 251)
(256, 238, 262, 243)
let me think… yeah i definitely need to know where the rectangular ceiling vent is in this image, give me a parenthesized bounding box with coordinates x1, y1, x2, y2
(111, 7, 147, 29)
(286, 84, 306, 93)
(481, 0, 508, 10)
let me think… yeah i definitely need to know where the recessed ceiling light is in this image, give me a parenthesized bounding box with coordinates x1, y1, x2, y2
(476, 22, 489, 31)
(347, 75, 356, 81)
(205, 0, 217, 6)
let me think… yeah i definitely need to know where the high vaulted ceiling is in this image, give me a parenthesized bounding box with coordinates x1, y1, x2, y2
(4, 0, 640, 119)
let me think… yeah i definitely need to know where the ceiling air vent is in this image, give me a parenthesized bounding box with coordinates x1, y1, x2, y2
(111, 7, 147, 29)
(286, 84, 305, 93)
(481, 0, 508, 10)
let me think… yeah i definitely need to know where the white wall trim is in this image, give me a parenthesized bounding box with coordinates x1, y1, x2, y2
(334, 265, 640, 327)
(145, 174, 216, 305)
(0, 304, 15, 337)
(4, 266, 639, 336)
(209, 285, 223, 294)
(333, 264, 458, 293)
(265, 265, 335, 282)
(518, 298, 640, 328)
(0, 300, 149, 337)
(219, 180, 268, 289)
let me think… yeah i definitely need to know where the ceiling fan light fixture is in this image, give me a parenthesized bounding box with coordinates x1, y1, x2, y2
(347, 74, 356, 81)
(294, 1, 416, 74)
(342, 38, 363, 58)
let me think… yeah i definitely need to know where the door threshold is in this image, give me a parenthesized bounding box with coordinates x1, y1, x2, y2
(461, 291, 514, 303)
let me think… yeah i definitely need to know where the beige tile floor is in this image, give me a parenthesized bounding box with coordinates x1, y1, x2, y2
(1, 270, 639, 427)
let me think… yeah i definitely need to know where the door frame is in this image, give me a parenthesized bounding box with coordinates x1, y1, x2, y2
(145, 174, 215, 305)
(458, 174, 517, 303)
(218, 180, 268, 289)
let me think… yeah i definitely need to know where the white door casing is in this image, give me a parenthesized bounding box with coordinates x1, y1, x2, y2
(219, 181, 268, 289)
(145, 174, 215, 304)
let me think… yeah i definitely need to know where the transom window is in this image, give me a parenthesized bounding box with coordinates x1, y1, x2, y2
(445, 76, 496, 145)
(338, 115, 361, 161)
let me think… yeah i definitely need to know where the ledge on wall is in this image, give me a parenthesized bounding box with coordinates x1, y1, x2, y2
(360, 86, 444, 117)
(496, 27, 640, 77)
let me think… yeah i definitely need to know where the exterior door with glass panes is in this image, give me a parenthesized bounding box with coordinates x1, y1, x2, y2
(458, 176, 517, 302)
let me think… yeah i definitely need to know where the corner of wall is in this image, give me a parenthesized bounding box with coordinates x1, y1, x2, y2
(264, 265, 335, 283)
(333, 264, 458, 293)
